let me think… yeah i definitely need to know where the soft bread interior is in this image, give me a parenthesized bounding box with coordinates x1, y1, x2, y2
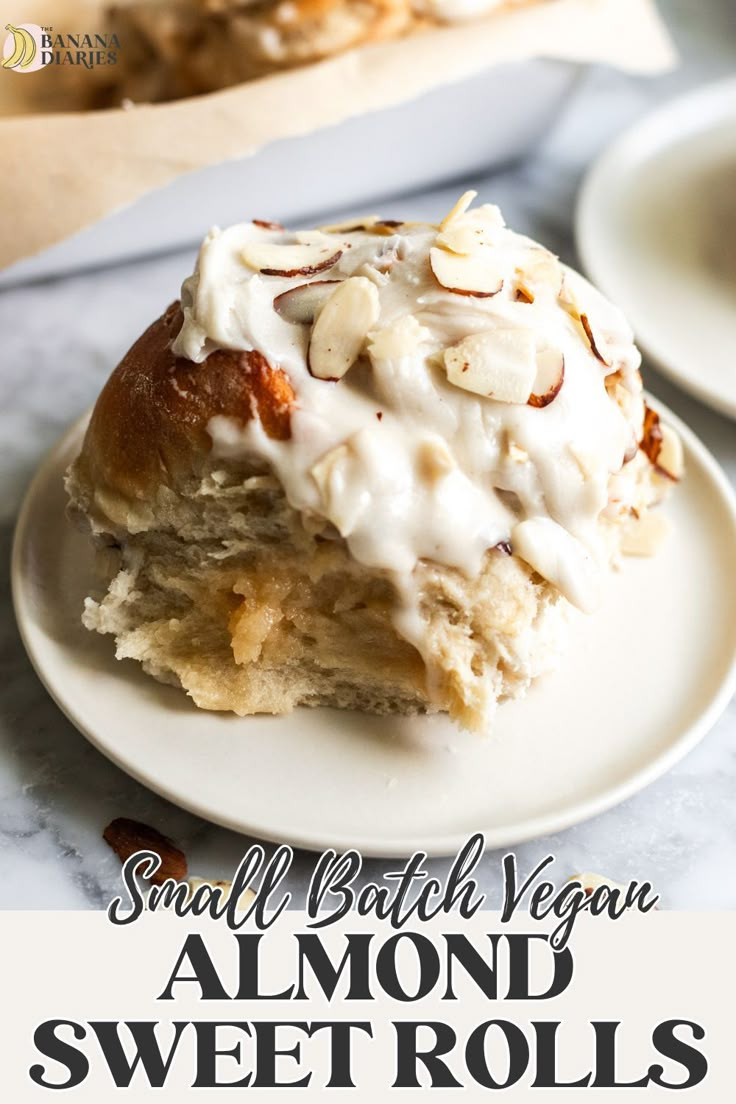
(67, 456, 569, 730)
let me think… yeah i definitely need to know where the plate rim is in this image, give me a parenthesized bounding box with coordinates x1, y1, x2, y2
(11, 400, 736, 857)
(576, 75, 736, 421)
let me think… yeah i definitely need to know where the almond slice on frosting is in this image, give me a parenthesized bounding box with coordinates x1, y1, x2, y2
(273, 280, 340, 324)
(430, 247, 504, 297)
(437, 190, 505, 252)
(368, 314, 431, 361)
(580, 312, 611, 366)
(528, 348, 565, 408)
(308, 276, 380, 381)
(444, 330, 536, 403)
(515, 249, 564, 302)
(318, 216, 380, 233)
(310, 441, 369, 536)
(512, 518, 601, 613)
(242, 235, 343, 278)
(439, 190, 478, 231)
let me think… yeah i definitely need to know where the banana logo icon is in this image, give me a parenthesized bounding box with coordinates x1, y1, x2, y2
(3, 23, 37, 70)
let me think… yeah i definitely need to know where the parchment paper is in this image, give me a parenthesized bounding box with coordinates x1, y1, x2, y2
(0, 0, 675, 271)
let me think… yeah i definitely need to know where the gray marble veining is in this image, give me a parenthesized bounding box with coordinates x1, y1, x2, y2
(1, 0, 734, 909)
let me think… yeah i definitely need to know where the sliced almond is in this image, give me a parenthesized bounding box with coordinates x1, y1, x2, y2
(507, 440, 529, 465)
(654, 424, 684, 482)
(440, 190, 477, 231)
(623, 435, 639, 465)
(569, 873, 631, 897)
(512, 518, 601, 613)
(359, 219, 405, 237)
(515, 249, 563, 303)
(273, 280, 340, 324)
(252, 218, 285, 230)
(430, 247, 504, 297)
(568, 443, 598, 480)
(639, 403, 663, 465)
(437, 211, 504, 255)
(558, 275, 581, 319)
(187, 877, 256, 911)
(444, 329, 536, 403)
(242, 236, 342, 277)
(308, 276, 380, 381)
(103, 818, 187, 885)
(368, 314, 431, 361)
(528, 348, 565, 409)
(621, 512, 671, 557)
(310, 441, 367, 536)
(318, 215, 380, 233)
(417, 437, 456, 482)
(580, 312, 612, 367)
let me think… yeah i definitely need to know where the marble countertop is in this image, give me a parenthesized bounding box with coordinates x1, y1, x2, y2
(1, 0, 735, 910)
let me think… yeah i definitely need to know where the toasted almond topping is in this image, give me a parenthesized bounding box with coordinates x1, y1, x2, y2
(512, 518, 601, 613)
(621, 512, 672, 557)
(103, 818, 187, 885)
(580, 312, 612, 366)
(417, 437, 456, 482)
(242, 236, 343, 277)
(444, 329, 536, 403)
(368, 314, 431, 360)
(640, 403, 663, 465)
(569, 872, 633, 897)
(507, 441, 529, 464)
(623, 435, 639, 465)
(558, 276, 581, 319)
(568, 444, 597, 480)
(436, 214, 504, 256)
(253, 218, 285, 230)
(186, 877, 256, 911)
(310, 441, 367, 536)
(528, 348, 565, 409)
(429, 247, 504, 297)
(273, 280, 340, 324)
(318, 216, 379, 233)
(308, 276, 380, 381)
(515, 249, 564, 302)
(654, 424, 684, 482)
(439, 190, 478, 231)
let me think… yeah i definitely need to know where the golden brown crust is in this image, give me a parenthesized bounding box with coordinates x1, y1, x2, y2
(79, 301, 294, 506)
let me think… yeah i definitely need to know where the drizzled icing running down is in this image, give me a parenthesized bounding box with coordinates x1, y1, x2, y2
(173, 193, 646, 617)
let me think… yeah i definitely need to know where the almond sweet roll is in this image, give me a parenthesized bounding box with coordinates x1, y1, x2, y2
(66, 193, 682, 730)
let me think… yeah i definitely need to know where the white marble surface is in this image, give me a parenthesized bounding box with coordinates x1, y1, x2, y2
(1, 0, 734, 909)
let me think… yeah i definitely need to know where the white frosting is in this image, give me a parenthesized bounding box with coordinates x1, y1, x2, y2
(173, 195, 644, 647)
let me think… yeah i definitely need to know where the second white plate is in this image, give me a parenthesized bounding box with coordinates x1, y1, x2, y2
(12, 402, 736, 856)
(577, 78, 736, 420)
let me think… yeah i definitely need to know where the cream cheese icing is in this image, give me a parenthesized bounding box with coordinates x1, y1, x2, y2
(173, 194, 645, 628)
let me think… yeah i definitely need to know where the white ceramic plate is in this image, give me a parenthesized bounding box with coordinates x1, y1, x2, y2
(577, 78, 736, 420)
(12, 403, 736, 857)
